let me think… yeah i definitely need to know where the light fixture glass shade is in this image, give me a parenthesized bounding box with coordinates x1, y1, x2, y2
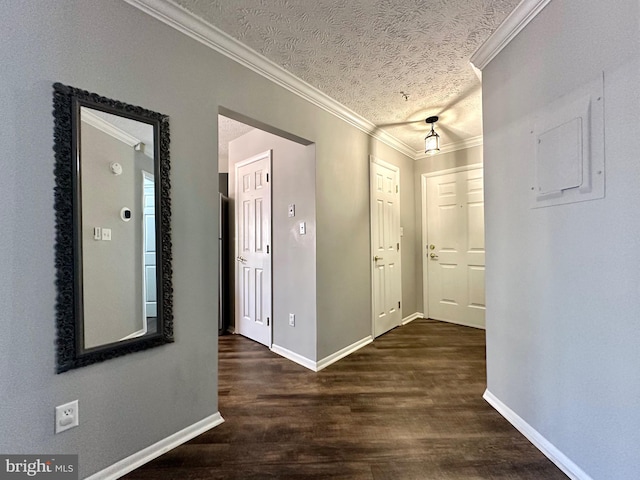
(425, 127, 440, 154)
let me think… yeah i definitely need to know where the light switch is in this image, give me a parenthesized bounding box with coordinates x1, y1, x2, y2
(288, 204, 295, 217)
(93, 227, 101, 240)
(299, 222, 306, 235)
(102, 228, 112, 241)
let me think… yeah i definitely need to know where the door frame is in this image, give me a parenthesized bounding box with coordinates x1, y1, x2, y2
(122, 170, 155, 341)
(421, 163, 482, 320)
(234, 150, 273, 347)
(369, 155, 402, 338)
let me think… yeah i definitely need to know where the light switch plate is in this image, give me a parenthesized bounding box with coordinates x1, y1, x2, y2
(288, 204, 295, 217)
(299, 222, 306, 235)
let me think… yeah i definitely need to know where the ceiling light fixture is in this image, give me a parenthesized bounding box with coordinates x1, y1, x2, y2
(424, 116, 440, 155)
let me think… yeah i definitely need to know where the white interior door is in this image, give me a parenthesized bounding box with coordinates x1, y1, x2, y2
(426, 167, 485, 328)
(370, 157, 402, 337)
(235, 151, 272, 347)
(143, 172, 156, 321)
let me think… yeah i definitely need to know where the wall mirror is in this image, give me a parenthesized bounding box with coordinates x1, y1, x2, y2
(53, 83, 173, 373)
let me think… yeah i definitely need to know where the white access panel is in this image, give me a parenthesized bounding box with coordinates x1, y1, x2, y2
(536, 118, 582, 195)
(531, 72, 605, 208)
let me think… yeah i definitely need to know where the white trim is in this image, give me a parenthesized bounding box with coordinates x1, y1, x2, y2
(470, 0, 553, 70)
(272, 335, 374, 372)
(421, 165, 484, 324)
(401, 312, 423, 325)
(316, 335, 373, 371)
(483, 390, 593, 480)
(271, 344, 317, 371)
(414, 135, 483, 160)
(118, 327, 146, 341)
(122, 0, 415, 159)
(430, 317, 485, 330)
(81, 108, 141, 147)
(85, 412, 224, 480)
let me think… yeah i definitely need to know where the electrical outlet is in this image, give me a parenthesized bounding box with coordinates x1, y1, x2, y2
(289, 313, 295, 327)
(55, 400, 79, 434)
(101, 228, 112, 241)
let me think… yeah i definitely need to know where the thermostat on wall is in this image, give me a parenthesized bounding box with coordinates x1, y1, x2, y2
(120, 207, 132, 222)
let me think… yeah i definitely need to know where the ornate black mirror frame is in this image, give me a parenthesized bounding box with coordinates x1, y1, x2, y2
(53, 83, 173, 373)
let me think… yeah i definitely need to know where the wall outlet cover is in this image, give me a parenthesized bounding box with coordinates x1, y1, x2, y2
(55, 400, 79, 434)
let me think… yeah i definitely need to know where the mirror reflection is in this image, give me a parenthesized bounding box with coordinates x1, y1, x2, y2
(79, 107, 157, 349)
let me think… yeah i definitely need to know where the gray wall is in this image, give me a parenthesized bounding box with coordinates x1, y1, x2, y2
(414, 145, 483, 312)
(0, 0, 418, 477)
(81, 122, 141, 348)
(229, 129, 318, 361)
(315, 138, 417, 359)
(482, 0, 639, 478)
(1, 1, 222, 477)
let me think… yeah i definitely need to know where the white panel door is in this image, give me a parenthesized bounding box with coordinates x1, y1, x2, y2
(235, 151, 272, 347)
(143, 173, 156, 320)
(426, 168, 485, 328)
(370, 158, 402, 337)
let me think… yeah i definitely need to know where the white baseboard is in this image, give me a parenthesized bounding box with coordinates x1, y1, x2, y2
(483, 390, 592, 480)
(430, 316, 485, 330)
(316, 335, 373, 371)
(402, 312, 423, 325)
(272, 335, 373, 372)
(270, 344, 317, 371)
(85, 412, 224, 480)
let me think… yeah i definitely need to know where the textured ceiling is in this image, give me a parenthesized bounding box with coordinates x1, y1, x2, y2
(218, 115, 254, 169)
(181, 0, 520, 154)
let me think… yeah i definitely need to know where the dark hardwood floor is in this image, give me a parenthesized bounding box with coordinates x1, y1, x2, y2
(123, 319, 567, 479)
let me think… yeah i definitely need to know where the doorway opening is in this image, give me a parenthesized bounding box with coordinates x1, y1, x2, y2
(218, 110, 318, 363)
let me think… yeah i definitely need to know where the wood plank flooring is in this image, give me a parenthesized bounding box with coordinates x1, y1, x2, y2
(122, 319, 567, 479)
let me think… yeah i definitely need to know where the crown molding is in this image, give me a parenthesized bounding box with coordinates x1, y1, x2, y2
(414, 135, 483, 160)
(81, 108, 141, 147)
(470, 0, 552, 70)
(122, 0, 417, 159)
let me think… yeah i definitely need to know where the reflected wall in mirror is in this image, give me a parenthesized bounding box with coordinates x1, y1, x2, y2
(53, 83, 173, 373)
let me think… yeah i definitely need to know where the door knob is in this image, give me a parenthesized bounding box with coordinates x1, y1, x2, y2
(429, 253, 439, 259)
(374, 256, 383, 261)
(429, 244, 436, 250)
(236, 256, 247, 263)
